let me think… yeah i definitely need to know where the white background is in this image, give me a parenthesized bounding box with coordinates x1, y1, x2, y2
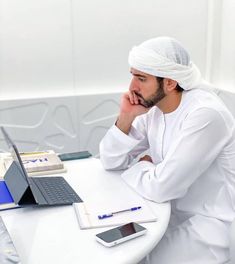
(0, 0, 234, 154)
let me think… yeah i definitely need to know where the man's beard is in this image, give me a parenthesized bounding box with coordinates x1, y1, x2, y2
(135, 81, 166, 108)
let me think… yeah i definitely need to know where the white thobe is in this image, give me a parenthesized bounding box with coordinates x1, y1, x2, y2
(99, 88, 235, 263)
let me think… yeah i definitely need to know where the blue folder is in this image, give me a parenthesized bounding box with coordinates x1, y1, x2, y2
(0, 181, 14, 204)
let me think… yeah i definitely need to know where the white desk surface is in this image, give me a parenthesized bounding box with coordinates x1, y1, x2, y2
(0, 158, 171, 264)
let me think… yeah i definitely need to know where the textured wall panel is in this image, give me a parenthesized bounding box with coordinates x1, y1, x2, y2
(0, 97, 79, 153)
(0, 93, 121, 156)
(76, 93, 121, 156)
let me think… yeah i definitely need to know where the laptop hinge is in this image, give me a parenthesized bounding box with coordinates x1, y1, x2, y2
(4, 161, 36, 205)
(18, 186, 36, 205)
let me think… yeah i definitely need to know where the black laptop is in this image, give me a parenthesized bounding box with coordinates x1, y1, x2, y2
(1, 127, 83, 206)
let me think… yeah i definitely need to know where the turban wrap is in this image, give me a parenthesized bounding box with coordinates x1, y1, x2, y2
(128, 37, 202, 90)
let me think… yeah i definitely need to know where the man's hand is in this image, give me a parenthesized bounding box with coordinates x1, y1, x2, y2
(120, 91, 149, 117)
(116, 91, 149, 134)
(139, 155, 153, 163)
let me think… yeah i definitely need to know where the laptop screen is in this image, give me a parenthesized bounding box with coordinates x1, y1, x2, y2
(0, 127, 30, 184)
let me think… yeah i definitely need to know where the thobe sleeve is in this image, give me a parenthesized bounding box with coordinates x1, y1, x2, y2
(121, 108, 231, 203)
(99, 116, 149, 170)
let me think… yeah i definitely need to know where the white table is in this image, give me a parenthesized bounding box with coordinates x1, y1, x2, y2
(0, 158, 171, 264)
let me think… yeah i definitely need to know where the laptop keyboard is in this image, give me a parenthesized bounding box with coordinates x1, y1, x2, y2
(32, 177, 82, 205)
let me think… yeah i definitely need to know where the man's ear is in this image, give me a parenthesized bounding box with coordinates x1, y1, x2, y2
(164, 78, 178, 92)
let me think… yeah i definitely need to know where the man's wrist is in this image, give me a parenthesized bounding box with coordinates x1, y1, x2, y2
(115, 113, 135, 134)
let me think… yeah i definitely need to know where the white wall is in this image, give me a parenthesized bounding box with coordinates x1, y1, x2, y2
(0, 0, 209, 99)
(72, 0, 208, 93)
(0, 0, 75, 99)
(212, 0, 235, 92)
(0, 0, 234, 155)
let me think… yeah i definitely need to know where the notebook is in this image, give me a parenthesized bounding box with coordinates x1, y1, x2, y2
(0, 127, 83, 206)
(73, 201, 157, 229)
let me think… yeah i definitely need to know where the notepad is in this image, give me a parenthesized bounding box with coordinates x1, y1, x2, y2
(73, 201, 157, 229)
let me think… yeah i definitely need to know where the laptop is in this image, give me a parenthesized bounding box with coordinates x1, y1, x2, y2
(1, 127, 83, 206)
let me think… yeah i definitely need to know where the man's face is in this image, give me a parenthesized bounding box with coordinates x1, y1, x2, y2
(129, 68, 166, 108)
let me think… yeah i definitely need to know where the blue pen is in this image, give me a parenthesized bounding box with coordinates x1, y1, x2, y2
(98, 206, 142, 220)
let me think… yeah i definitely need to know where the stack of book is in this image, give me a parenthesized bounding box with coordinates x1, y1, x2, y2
(0, 150, 66, 179)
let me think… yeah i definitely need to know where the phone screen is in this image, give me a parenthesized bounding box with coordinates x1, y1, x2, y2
(96, 222, 146, 243)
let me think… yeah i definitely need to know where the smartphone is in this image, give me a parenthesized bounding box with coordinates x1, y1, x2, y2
(58, 151, 92, 161)
(95, 222, 147, 247)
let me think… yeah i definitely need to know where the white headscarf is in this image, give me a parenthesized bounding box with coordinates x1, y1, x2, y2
(128, 36, 202, 90)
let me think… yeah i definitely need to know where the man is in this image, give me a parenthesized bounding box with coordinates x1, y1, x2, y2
(99, 36, 235, 263)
